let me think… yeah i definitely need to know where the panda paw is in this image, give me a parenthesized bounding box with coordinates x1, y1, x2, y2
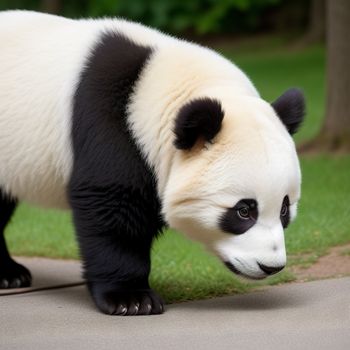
(0, 260, 32, 289)
(89, 283, 164, 316)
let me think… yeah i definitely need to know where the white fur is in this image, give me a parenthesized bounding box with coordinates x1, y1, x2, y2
(0, 11, 301, 278)
(0, 11, 96, 207)
(161, 98, 301, 278)
(128, 42, 259, 195)
(0, 10, 173, 208)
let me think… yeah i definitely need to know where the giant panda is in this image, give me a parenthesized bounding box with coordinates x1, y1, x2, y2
(0, 10, 305, 315)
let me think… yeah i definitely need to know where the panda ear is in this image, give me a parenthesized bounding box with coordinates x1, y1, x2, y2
(271, 88, 305, 135)
(173, 98, 224, 150)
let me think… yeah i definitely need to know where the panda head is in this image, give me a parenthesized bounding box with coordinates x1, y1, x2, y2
(163, 88, 305, 280)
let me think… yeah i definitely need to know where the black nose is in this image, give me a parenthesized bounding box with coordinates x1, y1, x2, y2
(258, 263, 285, 275)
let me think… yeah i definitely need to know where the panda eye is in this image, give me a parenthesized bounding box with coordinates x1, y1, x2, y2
(280, 196, 290, 228)
(235, 199, 257, 221)
(220, 199, 258, 235)
(237, 207, 250, 220)
(280, 203, 288, 217)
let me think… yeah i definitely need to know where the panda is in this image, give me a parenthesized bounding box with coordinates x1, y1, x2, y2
(0, 10, 305, 315)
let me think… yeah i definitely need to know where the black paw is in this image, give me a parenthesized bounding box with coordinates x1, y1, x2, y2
(89, 283, 164, 316)
(0, 259, 32, 289)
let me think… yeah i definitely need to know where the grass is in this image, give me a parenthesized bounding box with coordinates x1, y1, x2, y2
(5, 38, 350, 302)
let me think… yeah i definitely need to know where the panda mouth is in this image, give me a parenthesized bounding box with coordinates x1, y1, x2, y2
(224, 261, 266, 280)
(224, 261, 242, 275)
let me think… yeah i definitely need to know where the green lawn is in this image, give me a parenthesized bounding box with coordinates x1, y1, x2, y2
(5, 41, 350, 303)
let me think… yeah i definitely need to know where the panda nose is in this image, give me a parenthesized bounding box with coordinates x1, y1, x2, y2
(258, 263, 285, 275)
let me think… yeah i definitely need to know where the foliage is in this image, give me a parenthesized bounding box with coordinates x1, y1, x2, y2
(85, 0, 283, 35)
(0, 0, 308, 35)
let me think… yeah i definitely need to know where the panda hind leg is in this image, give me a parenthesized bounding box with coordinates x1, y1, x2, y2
(0, 191, 32, 288)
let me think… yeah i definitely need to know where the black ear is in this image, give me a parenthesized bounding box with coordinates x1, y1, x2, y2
(173, 98, 224, 150)
(271, 88, 305, 135)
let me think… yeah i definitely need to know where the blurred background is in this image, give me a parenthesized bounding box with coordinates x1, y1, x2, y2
(0, 0, 325, 40)
(0, 0, 349, 302)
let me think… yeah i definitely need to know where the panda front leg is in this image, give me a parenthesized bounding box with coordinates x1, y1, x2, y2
(0, 191, 32, 288)
(69, 183, 164, 316)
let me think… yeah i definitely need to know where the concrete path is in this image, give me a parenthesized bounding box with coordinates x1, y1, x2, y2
(0, 258, 349, 350)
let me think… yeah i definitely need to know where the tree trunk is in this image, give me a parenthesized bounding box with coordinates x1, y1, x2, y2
(299, 0, 350, 153)
(41, 0, 62, 14)
(305, 0, 326, 44)
(324, 0, 350, 137)
(295, 0, 325, 47)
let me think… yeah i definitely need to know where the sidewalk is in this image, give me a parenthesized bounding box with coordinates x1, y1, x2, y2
(1, 257, 349, 350)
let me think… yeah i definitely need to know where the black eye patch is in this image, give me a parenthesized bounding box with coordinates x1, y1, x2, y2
(280, 196, 290, 228)
(219, 199, 258, 235)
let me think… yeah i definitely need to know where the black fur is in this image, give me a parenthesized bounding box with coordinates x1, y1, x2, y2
(173, 98, 224, 149)
(0, 189, 31, 288)
(271, 88, 305, 135)
(220, 196, 291, 235)
(69, 32, 164, 315)
(220, 199, 258, 235)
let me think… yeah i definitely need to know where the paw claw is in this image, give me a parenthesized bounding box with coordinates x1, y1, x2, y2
(0, 279, 9, 289)
(126, 300, 139, 316)
(9, 278, 21, 288)
(90, 284, 164, 316)
(0, 261, 32, 289)
(115, 303, 127, 315)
